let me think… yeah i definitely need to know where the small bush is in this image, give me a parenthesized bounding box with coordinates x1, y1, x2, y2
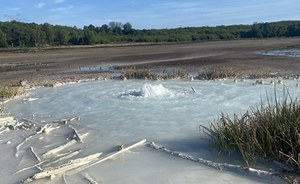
(201, 89, 300, 170)
(198, 67, 236, 80)
(0, 86, 25, 99)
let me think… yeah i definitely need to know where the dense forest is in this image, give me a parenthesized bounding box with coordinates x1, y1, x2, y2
(0, 20, 300, 48)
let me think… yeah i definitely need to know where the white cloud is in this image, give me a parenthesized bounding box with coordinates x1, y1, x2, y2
(50, 5, 74, 12)
(35, 3, 45, 8)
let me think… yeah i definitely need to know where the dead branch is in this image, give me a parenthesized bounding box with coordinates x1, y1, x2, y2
(43, 140, 77, 158)
(23, 152, 102, 183)
(29, 146, 41, 162)
(84, 173, 98, 184)
(76, 139, 146, 173)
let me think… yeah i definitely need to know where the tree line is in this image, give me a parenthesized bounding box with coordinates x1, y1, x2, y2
(0, 20, 300, 48)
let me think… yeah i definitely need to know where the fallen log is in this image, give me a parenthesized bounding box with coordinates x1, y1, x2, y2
(76, 139, 146, 173)
(44, 150, 80, 167)
(43, 140, 77, 158)
(23, 152, 102, 183)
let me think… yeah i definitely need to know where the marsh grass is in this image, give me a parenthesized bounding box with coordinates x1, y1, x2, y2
(164, 68, 189, 79)
(0, 86, 25, 99)
(201, 87, 300, 170)
(121, 66, 189, 80)
(121, 66, 155, 79)
(247, 70, 275, 79)
(197, 67, 236, 80)
(0, 85, 25, 115)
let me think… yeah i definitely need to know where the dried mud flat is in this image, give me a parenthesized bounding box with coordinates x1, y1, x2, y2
(1, 38, 300, 85)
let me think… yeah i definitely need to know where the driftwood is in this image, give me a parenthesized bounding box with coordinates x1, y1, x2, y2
(147, 142, 285, 182)
(69, 125, 84, 143)
(15, 124, 52, 157)
(43, 140, 77, 157)
(29, 146, 41, 162)
(191, 87, 196, 93)
(84, 173, 98, 184)
(63, 174, 68, 184)
(23, 152, 102, 183)
(43, 128, 87, 158)
(52, 117, 80, 125)
(44, 150, 80, 167)
(76, 139, 146, 173)
(16, 150, 80, 174)
(0, 116, 16, 126)
(16, 161, 46, 174)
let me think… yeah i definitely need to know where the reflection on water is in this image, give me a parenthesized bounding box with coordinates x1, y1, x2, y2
(259, 49, 300, 58)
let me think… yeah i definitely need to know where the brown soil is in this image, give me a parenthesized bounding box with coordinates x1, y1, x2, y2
(1, 38, 300, 85)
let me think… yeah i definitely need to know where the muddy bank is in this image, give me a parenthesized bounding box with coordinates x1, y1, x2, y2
(1, 38, 300, 86)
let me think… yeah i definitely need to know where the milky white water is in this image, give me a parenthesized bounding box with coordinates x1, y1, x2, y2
(3, 79, 300, 183)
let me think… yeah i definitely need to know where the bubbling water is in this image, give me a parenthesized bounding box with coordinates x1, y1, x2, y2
(121, 83, 174, 98)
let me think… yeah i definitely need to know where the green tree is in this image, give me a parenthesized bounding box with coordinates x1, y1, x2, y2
(0, 31, 8, 47)
(123, 22, 133, 35)
(42, 23, 54, 45)
(83, 29, 96, 44)
(109, 21, 123, 34)
(55, 28, 69, 45)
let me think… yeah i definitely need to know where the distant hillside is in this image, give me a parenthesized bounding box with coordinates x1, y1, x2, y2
(0, 20, 299, 48)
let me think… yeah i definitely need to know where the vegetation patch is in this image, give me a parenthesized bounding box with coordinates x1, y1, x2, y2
(163, 69, 189, 80)
(0, 86, 25, 99)
(197, 67, 236, 80)
(121, 66, 155, 79)
(1, 20, 300, 48)
(120, 67, 189, 80)
(201, 89, 300, 171)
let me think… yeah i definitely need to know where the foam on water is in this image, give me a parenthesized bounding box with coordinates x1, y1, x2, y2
(121, 83, 175, 98)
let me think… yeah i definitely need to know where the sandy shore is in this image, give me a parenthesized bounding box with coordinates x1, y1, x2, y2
(1, 38, 300, 86)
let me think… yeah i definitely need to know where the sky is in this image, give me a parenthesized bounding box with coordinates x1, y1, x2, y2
(0, 0, 299, 29)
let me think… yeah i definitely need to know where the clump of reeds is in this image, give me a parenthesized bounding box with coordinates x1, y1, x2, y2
(197, 67, 236, 80)
(164, 69, 189, 80)
(121, 66, 154, 79)
(247, 70, 274, 79)
(201, 88, 300, 170)
(0, 85, 25, 115)
(0, 86, 25, 99)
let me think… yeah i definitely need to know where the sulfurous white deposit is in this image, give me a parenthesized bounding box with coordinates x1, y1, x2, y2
(2, 79, 300, 183)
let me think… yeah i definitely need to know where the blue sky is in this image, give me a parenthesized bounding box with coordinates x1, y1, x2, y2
(0, 0, 299, 29)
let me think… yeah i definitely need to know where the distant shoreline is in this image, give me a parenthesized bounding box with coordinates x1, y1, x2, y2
(1, 38, 300, 87)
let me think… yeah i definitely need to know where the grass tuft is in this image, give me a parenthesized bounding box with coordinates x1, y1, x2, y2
(197, 66, 236, 80)
(164, 68, 189, 80)
(0, 86, 25, 99)
(201, 87, 300, 170)
(121, 66, 154, 79)
(0, 85, 25, 115)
